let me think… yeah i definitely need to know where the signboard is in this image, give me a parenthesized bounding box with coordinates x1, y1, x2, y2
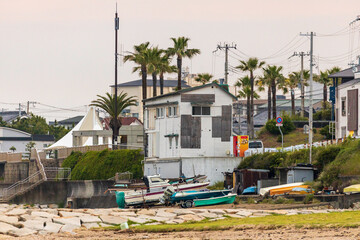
(276, 123, 283, 127)
(276, 117, 283, 124)
(237, 135, 249, 157)
(329, 86, 335, 103)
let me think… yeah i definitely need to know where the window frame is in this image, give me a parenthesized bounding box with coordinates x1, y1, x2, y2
(341, 97, 346, 116)
(192, 106, 211, 116)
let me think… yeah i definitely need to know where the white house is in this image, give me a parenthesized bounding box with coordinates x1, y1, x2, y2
(335, 70, 360, 138)
(143, 82, 240, 183)
(0, 127, 55, 153)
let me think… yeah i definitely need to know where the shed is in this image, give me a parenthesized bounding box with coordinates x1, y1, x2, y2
(233, 169, 270, 194)
(277, 165, 316, 185)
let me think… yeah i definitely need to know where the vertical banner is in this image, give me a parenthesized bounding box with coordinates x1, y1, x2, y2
(233, 136, 238, 157)
(238, 135, 249, 157)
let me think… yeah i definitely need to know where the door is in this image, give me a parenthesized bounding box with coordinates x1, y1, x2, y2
(347, 89, 358, 131)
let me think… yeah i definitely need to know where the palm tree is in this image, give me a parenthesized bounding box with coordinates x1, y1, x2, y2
(123, 42, 150, 100)
(146, 47, 163, 97)
(158, 52, 177, 95)
(257, 73, 272, 120)
(90, 92, 137, 147)
(285, 73, 300, 116)
(167, 37, 200, 90)
(315, 67, 341, 109)
(236, 58, 265, 138)
(235, 76, 260, 136)
(287, 70, 309, 117)
(195, 73, 213, 85)
(263, 65, 285, 119)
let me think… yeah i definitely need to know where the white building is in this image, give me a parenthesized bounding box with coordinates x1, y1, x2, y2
(143, 82, 240, 183)
(0, 127, 54, 153)
(335, 70, 360, 138)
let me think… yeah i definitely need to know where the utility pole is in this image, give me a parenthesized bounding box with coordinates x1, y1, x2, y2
(216, 43, 237, 85)
(300, 31, 316, 164)
(26, 101, 37, 115)
(18, 103, 21, 117)
(113, 6, 119, 150)
(291, 52, 310, 117)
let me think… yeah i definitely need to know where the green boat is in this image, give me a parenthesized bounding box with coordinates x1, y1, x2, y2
(193, 193, 237, 207)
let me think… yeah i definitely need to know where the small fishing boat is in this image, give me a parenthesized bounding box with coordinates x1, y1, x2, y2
(269, 185, 310, 196)
(242, 186, 257, 195)
(259, 182, 304, 196)
(344, 184, 360, 194)
(193, 193, 237, 207)
(287, 186, 314, 195)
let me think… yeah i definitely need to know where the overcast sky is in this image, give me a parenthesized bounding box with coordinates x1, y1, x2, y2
(0, 0, 359, 121)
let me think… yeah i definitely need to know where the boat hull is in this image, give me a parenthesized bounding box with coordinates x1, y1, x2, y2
(193, 193, 237, 207)
(170, 189, 232, 203)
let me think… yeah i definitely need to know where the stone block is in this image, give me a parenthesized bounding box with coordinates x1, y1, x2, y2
(43, 222, 63, 233)
(100, 215, 127, 225)
(156, 210, 177, 218)
(208, 209, 225, 215)
(136, 209, 156, 216)
(0, 222, 18, 234)
(236, 210, 253, 217)
(171, 209, 194, 215)
(53, 217, 81, 227)
(6, 208, 28, 216)
(60, 224, 79, 233)
(177, 214, 204, 222)
(83, 223, 100, 229)
(199, 212, 218, 218)
(22, 219, 45, 231)
(127, 217, 148, 224)
(80, 215, 101, 223)
(226, 214, 244, 218)
(31, 211, 57, 219)
(0, 215, 20, 225)
(111, 211, 137, 217)
(8, 227, 37, 237)
(59, 211, 87, 217)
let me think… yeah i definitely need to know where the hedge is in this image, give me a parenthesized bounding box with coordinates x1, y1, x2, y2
(62, 149, 144, 180)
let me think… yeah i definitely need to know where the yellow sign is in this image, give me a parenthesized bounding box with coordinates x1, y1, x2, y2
(237, 135, 249, 157)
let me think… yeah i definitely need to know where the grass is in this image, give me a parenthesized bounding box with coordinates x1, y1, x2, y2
(258, 128, 324, 148)
(127, 211, 360, 233)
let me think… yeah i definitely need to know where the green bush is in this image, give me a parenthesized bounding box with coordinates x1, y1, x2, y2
(61, 151, 83, 170)
(265, 114, 296, 135)
(313, 108, 331, 121)
(313, 145, 341, 170)
(320, 125, 332, 140)
(62, 149, 144, 180)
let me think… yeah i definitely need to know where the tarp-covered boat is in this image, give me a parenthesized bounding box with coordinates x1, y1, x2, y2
(269, 185, 311, 196)
(260, 182, 304, 196)
(344, 184, 360, 194)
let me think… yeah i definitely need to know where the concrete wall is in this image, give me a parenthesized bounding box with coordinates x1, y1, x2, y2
(144, 157, 241, 184)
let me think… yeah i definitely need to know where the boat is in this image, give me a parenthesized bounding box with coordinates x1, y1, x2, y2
(115, 175, 210, 207)
(242, 186, 257, 195)
(287, 186, 314, 195)
(259, 182, 304, 196)
(344, 184, 360, 194)
(193, 193, 237, 207)
(164, 189, 232, 207)
(269, 185, 311, 196)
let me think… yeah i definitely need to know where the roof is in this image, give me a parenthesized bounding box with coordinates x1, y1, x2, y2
(337, 78, 360, 90)
(58, 116, 84, 124)
(257, 99, 323, 109)
(110, 79, 190, 88)
(328, 67, 355, 79)
(143, 82, 237, 103)
(102, 117, 143, 130)
(235, 99, 268, 105)
(0, 111, 27, 123)
(32, 135, 55, 141)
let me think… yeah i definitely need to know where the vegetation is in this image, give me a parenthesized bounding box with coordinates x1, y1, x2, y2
(207, 181, 224, 190)
(123, 211, 360, 232)
(9, 146, 16, 152)
(90, 92, 137, 145)
(195, 73, 213, 85)
(167, 37, 200, 90)
(62, 149, 143, 180)
(265, 113, 295, 135)
(236, 58, 265, 139)
(314, 66, 341, 108)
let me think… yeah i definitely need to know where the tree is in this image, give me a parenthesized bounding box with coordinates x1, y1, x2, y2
(146, 47, 163, 97)
(315, 67, 341, 109)
(0, 117, 7, 127)
(257, 73, 272, 120)
(195, 73, 213, 85)
(236, 58, 265, 138)
(235, 76, 260, 136)
(287, 70, 309, 117)
(11, 114, 48, 135)
(285, 73, 301, 116)
(9, 146, 16, 152)
(25, 141, 35, 159)
(123, 42, 150, 100)
(49, 123, 69, 141)
(158, 52, 177, 95)
(90, 92, 137, 147)
(167, 37, 200, 90)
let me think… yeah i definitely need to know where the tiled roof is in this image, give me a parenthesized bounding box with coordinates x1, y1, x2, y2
(102, 117, 143, 130)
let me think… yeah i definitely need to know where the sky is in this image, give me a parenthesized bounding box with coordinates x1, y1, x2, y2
(0, 0, 359, 121)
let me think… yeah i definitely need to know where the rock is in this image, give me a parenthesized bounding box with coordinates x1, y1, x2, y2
(170, 218, 185, 224)
(6, 208, 28, 216)
(40, 205, 48, 209)
(53, 217, 81, 227)
(99, 222, 112, 227)
(60, 224, 79, 233)
(43, 222, 63, 233)
(100, 215, 127, 225)
(48, 204, 59, 209)
(31, 211, 57, 219)
(209, 209, 225, 215)
(0, 215, 20, 225)
(199, 212, 218, 218)
(22, 219, 45, 231)
(0, 222, 18, 234)
(146, 216, 170, 222)
(59, 211, 87, 217)
(156, 210, 177, 218)
(87, 209, 112, 216)
(80, 215, 101, 223)
(41, 209, 58, 215)
(191, 209, 208, 214)
(111, 211, 137, 217)
(8, 227, 37, 237)
(171, 209, 194, 215)
(226, 214, 244, 218)
(224, 209, 239, 214)
(145, 222, 161, 225)
(83, 223, 100, 229)
(128, 217, 148, 224)
(251, 212, 270, 217)
(236, 210, 253, 217)
(177, 214, 204, 222)
(136, 209, 156, 216)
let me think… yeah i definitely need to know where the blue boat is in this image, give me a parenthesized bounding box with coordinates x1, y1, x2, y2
(242, 186, 257, 195)
(169, 189, 232, 206)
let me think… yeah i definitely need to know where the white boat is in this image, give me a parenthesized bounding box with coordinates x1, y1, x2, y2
(259, 182, 305, 196)
(118, 175, 210, 206)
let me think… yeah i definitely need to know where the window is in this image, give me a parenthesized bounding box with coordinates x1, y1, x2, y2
(168, 106, 178, 117)
(169, 137, 172, 149)
(175, 136, 179, 149)
(132, 113, 139, 118)
(156, 107, 164, 118)
(341, 97, 346, 116)
(192, 106, 210, 115)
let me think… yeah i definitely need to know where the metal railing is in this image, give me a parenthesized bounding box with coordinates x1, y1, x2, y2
(0, 167, 71, 202)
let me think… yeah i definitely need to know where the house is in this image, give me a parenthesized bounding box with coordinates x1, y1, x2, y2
(277, 165, 316, 185)
(0, 127, 55, 152)
(49, 116, 84, 130)
(142, 82, 240, 183)
(0, 111, 27, 124)
(335, 68, 360, 138)
(110, 79, 190, 120)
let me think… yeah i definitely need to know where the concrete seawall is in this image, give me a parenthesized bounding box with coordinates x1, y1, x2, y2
(10, 180, 117, 208)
